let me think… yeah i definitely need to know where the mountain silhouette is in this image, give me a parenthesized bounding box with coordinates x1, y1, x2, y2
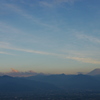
(0, 74, 100, 93)
(87, 68, 100, 76)
(0, 75, 61, 93)
(27, 74, 100, 91)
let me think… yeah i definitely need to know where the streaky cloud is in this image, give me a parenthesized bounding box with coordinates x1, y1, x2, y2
(66, 56, 100, 64)
(39, 0, 80, 7)
(3, 4, 57, 29)
(0, 51, 14, 55)
(76, 33, 100, 44)
(0, 22, 39, 44)
(53, 0, 80, 4)
(0, 41, 62, 56)
(0, 42, 100, 64)
(0, 22, 24, 35)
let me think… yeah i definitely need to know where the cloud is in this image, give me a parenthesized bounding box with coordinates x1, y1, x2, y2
(0, 42, 14, 55)
(11, 68, 18, 73)
(39, 1, 53, 7)
(2, 4, 56, 29)
(0, 41, 11, 47)
(39, 0, 79, 7)
(0, 51, 14, 55)
(4, 4, 39, 23)
(62, 50, 86, 57)
(0, 68, 43, 77)
(0, 22, 23, 35)
(0, 22, 40, 45)
(0, 41, 61, 56)
(54, 0, 79, 3)
(66, 56, 100, 64)
(0, 45, 53, 55)
(0, 69, 39, 77)
(0, 41, 100, 64)
(76, 33, 100, 44)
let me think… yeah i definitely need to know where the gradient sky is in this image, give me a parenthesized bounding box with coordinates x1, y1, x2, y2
(0, 0, 100, 75)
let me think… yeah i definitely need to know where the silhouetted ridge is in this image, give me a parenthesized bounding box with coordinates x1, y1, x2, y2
(1, 75, 13, 78)
(27, 74, 100, 91)
(0, 75, 62, 93)
(88, 68, 100, 76)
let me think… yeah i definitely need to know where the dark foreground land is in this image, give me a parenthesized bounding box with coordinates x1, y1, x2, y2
(0, 74, 100, 100)
(0, 91, 100, 100)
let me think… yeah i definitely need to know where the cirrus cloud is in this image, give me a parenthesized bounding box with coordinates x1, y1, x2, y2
(0, 41, 100, 64)
(76, 33, 100, 44)
(66, 56, 100, 64)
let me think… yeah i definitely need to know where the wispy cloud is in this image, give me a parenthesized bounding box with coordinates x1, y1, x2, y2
(0, 22, 59, 51)
(0, 22, 23, 35)
(0, 42, 61, 56)
(0, 42, 14, 55)
(0, 41, 10, 46)
(76, 33, 100, 44)
(39, 1, 53, 7)
(39, 0, 80, 7)
(0, 42, 100, 64)
(2, 4, 57, 29)
(66, 56, 100, 64)
(3, 4, 39, 23)
(54, 0, 80, 4)
(11, 68, 18, 73)
(0, 22, 40, 44)
(0, 22, 27, 42)
(0, 51, 14, 55)
(62, 50, 86, 57)
(62, 49, 100, 58)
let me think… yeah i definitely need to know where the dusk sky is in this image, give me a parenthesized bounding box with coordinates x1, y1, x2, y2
(0, 0, 100, 75)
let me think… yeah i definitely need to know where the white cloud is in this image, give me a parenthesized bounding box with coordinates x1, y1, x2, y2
(0, 22, 25, 36)
(0, 22, 40, 45)
(62, 50, 86, 57)
(66, 56, 100, 64)
(0, 41, 57, 55)
(0, 42, 100, 64)
(0, 51, 14, 55)
(0, 22, 59, 50)
(39, 0, 79, 7)
(76, 33, 100, 44)
(54, 0, 79, 3)
(11, 68, 18, 73)
(2, 4, 56, 29)
(0, 69, 38, 77)
(39, 1, 53, 7)
(0, 41, 10, 46)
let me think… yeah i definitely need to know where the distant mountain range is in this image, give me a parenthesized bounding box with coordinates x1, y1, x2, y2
(0, 75, 61, 94)
(87, 68, 100, 76)
(27, 74, 100, 91)
(0, 68, 100, 94)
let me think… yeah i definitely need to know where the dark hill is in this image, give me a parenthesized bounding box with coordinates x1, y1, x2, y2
(88, 68, 100, 76)
(27, 74, 100, 91)
(0, 75, 61, 94)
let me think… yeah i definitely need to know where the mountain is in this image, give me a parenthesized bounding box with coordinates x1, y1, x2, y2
(0, 75, 61, 94)
(0, 74, 100, 94)
(27, 74, 100, 91)
(87, 68, 100, 76)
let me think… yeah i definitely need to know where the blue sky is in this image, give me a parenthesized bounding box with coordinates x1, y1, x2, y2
(0, 0, 100, 75)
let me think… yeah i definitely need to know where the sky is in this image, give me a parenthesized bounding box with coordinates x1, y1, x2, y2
(0, 0, 100, 76)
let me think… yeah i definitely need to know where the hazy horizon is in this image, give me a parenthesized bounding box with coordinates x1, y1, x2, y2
(0, 68, 100, 77)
